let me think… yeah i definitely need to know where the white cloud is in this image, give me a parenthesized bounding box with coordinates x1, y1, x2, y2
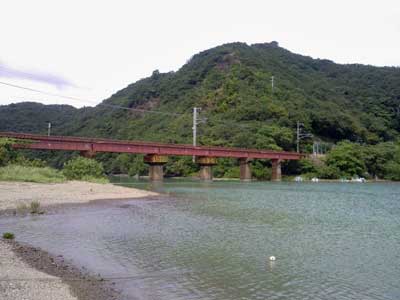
(0, 62, 74, 89)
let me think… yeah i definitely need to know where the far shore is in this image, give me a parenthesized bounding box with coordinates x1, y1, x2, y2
(0, 180, 158, 212)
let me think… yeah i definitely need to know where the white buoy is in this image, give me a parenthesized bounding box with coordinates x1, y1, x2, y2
(269, 256, 276, 261)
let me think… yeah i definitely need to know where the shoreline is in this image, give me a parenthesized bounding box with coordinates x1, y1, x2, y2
(0, 239, 120, 300)
(0, 180, 160, 300)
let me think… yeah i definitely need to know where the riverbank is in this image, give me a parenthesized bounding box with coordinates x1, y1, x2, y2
(0, 180, 158, 211)
(0, 239, 119, 300)
(0, 180, 159, 300)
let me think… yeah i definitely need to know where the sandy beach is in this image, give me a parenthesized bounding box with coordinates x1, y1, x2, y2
(0, 180, 157, 211)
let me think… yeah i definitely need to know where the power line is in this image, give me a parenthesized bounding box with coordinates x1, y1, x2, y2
(203, 118, 258, 130)
(296, 121, 313, 153)
(0, 80, 271, 136)
(0, 81, 184, 117)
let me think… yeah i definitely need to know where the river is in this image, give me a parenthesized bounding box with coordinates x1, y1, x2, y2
(1, 180, 399, 299)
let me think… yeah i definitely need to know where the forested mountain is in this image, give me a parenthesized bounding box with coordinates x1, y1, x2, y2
(60, 41, 400, 150)
(1, 42, 400, 178)
(0, 102, 77, 134)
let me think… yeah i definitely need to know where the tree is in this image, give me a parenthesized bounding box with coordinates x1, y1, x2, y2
(63, 157, 105, 180)
(0, 138, 17, 166)
(326, 141, 366, 177)
(382, 142, 400, 180)
(128, 156, 148, 177)
(383, 161, 400, 181)
(363, 142, 397, 178)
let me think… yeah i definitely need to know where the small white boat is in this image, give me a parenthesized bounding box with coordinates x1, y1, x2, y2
(351, 177, 366, 183)
(295, 176, 303, 182)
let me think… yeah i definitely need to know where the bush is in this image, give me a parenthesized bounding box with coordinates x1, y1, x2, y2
(325, 141, 366, 177)
(13, 156, 46, 168)
(298, 158, 317, 174)
(383, 161, 400, 181)
(2, 232, 15, 239)
(30, 201, 42, 214)
(63, 157, 106, 180)
(224, 166, 240, 178)
(165, 157, 194, 177)
(0, 138, 17, 167)
(251, 161, 272, 180)
(0, 165, 66, 183)
(315, 165, 341, 179)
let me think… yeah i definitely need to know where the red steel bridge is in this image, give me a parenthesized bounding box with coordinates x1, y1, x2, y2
(0, 131, 303, 181)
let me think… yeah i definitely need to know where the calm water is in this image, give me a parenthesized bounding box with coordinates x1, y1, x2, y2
(1, 180, 400, 299)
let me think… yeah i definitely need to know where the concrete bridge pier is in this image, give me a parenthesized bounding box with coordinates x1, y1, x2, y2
(196, 157, 217, 181)
(239, 158, 252, 181)
(144, 154, 168, 181)
(271, 159, 282, 181)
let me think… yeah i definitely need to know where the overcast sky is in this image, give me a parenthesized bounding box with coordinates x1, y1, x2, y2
(1, 0, 399, 107)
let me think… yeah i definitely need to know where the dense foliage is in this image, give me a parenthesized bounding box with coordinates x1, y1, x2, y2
(0, 139, 107, 183)
(0, 138, 16, 166)
(0, 102, 77, 134)
(299, 141, 400, 180)
(63, 156, 106, 181)
(1, 42, 399, 179)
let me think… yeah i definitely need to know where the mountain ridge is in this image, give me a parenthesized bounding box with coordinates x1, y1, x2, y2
(1, 42, 399, 149)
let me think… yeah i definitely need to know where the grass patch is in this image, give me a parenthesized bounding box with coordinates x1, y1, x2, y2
(0, 164, 66, 183)
(0, 164, 109, 185)
(30, 201, 44, 214)
(2, 232, 15, 239)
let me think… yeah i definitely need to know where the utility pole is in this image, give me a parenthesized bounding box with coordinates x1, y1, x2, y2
(296, 121, 300, 153)
(47, 122, 51, 136)
(193, 107, 199, 147)
(296, 121, 313, 153)
(193, 107, 199, 162)
(192, 107, 206, 162)
(313, 141, 320, 155)
(271, 76, 274, 93)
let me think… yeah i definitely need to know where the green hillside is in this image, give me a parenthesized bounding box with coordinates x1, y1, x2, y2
(1, 42, 400, 179)
(0, 102, 77, 134)
(64, 42, 400, 148)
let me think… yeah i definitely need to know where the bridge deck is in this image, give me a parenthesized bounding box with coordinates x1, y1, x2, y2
(0, 132, 303, 160)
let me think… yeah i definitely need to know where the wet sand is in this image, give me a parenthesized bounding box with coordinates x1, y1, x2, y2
(0, 240, 119, 300)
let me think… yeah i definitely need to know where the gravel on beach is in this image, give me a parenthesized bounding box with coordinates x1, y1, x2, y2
(0, 240, 119, 300)
(0, 239, 78, 300)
